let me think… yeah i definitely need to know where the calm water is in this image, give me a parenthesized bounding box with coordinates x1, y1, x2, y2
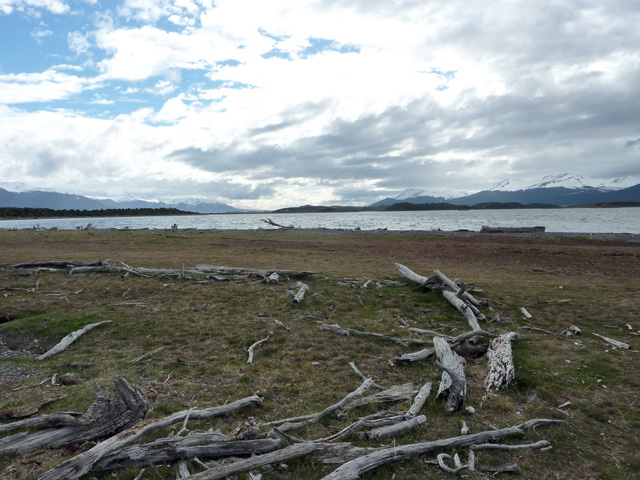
(1, 208, 639, 234)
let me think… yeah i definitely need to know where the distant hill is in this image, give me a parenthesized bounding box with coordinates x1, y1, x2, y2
(0, 185, 243, 214)
(372, 174, 640, 207)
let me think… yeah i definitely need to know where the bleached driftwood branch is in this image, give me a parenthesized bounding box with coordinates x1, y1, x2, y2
(247, 333, 272, 364)
(433, 337, 466, 412)
(36, 320, 112, 360)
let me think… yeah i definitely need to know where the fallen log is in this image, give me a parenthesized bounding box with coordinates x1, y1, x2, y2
(405, 382, 432, 419)
(433, 337, 466, 412)
(434, 269, 485, 318)
(319, 420, 558, 480)
(292, 282, 310, 304)
(187, 442, 316, 480)
(95, 436, 285, 471)
(481, 226, 545, 233)
(339, 383, 417, 414)
(0, 377, 148, 456)
(12, 260, 104, 270)
(442, 291, 482, 331)
(39, 394, 264, 480)
(394, 263, 440, 289)
(483, 332, 518, 400)
(277, 379, 373, 432)
(593, 333, 631, 349)
(35, 320, 112, 360)
(320, 322, 428, 347)
(366, 415, 426, 439)
(261, 218, 295, 229)
(396, 348, 434, 362)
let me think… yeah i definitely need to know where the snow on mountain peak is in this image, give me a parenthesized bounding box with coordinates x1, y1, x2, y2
(488, 174, 640, 192)
(0, 182, 54, 193)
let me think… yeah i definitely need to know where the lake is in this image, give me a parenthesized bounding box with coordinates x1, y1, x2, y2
(1, 208, 639, 234)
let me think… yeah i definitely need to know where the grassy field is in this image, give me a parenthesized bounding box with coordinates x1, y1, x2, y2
(1, 229, 639, 479)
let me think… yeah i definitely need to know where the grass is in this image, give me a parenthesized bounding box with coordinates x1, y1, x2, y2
(1, 229, 639, 479)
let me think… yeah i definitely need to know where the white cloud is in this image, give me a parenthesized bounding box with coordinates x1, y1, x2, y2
(0, 0, 69, 15)
(30, 27, 53, 43)
(68, 31, 90, 54)
(0, 70, 98, 103)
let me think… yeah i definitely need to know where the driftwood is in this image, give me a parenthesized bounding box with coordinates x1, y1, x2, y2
(433, 337, 466, 412)
(35, 320, 112, 360)
(12, 260, 105, 270)
(247, 333, 272, 363)
(396, 347, 434, 362)
(405, 382, 432, 418)
(96, 435, 284, 471)
(189, 442, 316, 480)
(442, 291, 482, 331)
(319, 420, 557, 480)
(483, 332, 518, 400)
(320, 322, 428, 347)
(434, 269, 485, 316)
(366, 415, 426, 439)
(481, 226, 545, 233)
(39, 394, 264, 480)
(261, 218, 295, 229)
(292, 282, 310, 304)
(197, 264, 314, 279)
(339, 383, 417, 414)
(593, 333, 631, 349)
(277, 379, 373, 432)
(0, 377, 148, 456)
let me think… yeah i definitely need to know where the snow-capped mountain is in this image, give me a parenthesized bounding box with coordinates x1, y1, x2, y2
(0, 182, 55, 193)
(488, 173, 640, 192)
(373, 173, 640, 207)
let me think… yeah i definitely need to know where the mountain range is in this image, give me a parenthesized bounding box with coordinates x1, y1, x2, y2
(371, 174, 640, 207)
(0, 183, 243, 214)
(1, 174, 640, 213)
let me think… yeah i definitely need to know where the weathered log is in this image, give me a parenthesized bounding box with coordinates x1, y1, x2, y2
(480, 226, 545, 233)
(187, 442, 316, 480)
(277, 379, 373, 432)
(339, 383, 417, 414)
(261, 218, 295, 229)
(433, 337, 466, 412)
(0, 377, 148, 456)
(292, 282, 310, 304)
(39, 394, 263, 480)
(319, 422, 552, 480)
(12, 260, 104, 270)
(396, 348, 434, 363)
(593, 333, 631, 349)
(95, 436, 285, 471)
(442, 291, 482, 331)
(196, 265, 315, 279)
(70, 265, 121, 274)
(264, 272, 280, 284)
(434, 269, 485, 315)
(405, 382, 432, 419)
(0, 413, 80, 435)
(394, 263, 442, 290)
(366, 415, 427, 439)
(35, 320, 112, 360)
(320, 322, 428, 347)
(483, 332, 518, 400)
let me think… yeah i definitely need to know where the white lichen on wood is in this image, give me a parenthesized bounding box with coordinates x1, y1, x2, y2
(483, 332, 518, 400)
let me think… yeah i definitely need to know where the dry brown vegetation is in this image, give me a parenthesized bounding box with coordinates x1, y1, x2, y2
(1, 229, 639, 479)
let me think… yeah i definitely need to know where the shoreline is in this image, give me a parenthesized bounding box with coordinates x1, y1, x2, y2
(2, 225, 639, 242)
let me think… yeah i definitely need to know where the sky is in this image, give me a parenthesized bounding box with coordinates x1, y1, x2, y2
(1, 0, 639, 210)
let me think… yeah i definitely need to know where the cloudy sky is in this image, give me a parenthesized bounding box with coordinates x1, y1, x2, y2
(1, 0, 639, 209)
